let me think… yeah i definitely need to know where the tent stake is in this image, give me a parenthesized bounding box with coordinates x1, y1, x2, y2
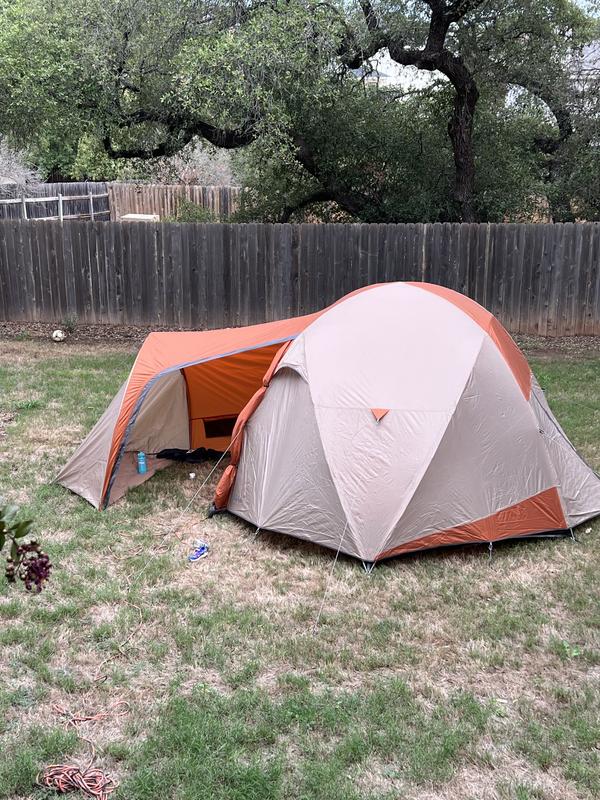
(362, 561, 375, 575)
(488, 541, 493, 563)
(252, 526, 261, 541)
(207, 503, 222, 519)
(569, 527, 578, 542)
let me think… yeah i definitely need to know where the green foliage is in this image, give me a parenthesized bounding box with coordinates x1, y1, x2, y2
(0, 503, 33, 556)
(234, 83, 555, 223)
(232, 84, 454, 222)
(60, 314, 78, 335)
(0, 726, 78, 797)
(516, 686, 600, 794)
(70, 135, 126, 181)
(0, 0, 598, 214)
(168, 198, 218, 223)
(473, 92, 550, 221)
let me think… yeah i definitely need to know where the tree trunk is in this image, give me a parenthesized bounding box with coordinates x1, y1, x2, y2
(448, 78, 479, 222)
(352, 2, 485, 222)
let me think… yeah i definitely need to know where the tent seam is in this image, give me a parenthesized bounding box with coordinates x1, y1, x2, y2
(377, 334, 488, 556)
(291, 339, 358, 555)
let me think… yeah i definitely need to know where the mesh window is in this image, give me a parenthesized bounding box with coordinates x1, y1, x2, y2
(203, 415, 237, 439)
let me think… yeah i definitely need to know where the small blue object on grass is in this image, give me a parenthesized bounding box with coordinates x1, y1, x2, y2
(188, 541, 209, 562)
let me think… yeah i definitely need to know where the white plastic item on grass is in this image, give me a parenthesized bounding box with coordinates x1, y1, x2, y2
(52, 329, 66, 342)
(189, 472, 196, 480)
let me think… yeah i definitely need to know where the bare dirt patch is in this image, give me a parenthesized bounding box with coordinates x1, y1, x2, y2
(1, 321, 184, 348)
(515, 333, 600, 360)
(0, 410, 16, 439)
(2, 320, 599, 361)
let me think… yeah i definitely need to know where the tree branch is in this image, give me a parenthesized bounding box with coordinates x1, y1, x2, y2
(292, 135, 370, 218)
(102, 135, 186, 160)
(339, 0, 386, 68)
(102, 113, 257, 160)
(359, 1, 381, 35)
(353, 0, 481, 220)
(508, 73, 573, 150)
(445, 0, 489, 23)
(195, 120, 256, 149)
(279, 188, 336, 221)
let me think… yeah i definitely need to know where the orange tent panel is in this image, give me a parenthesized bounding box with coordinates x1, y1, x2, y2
(101, 314, 320, 505)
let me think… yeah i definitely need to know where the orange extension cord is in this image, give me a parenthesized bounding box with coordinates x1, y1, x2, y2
(37, 701, 130, 799)
(38, 762, 118, 800)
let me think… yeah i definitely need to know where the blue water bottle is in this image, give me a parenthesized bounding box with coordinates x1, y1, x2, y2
(137, 451, 147, 475)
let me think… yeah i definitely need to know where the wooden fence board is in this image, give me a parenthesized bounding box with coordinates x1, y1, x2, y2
(565, 223, 582, 337)
(30, 218, 43, 320)
(17, 221, 32, 319)
(0, 224, 9, 319)
(42, 222, 54, 319)
(589, 224, 600, 336)
(7, 223, 19, 318)
(537, 226, 553, 337)
(0, 221, 598, 336)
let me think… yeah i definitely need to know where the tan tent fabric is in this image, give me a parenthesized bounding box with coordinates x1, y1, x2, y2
(58, 281, 600, 561)
(108, 371, 190, 505)
(221, 283, 600, 560)
(57, 312, 321, 508)
(378, 336, 562, 558)
(57, 382, 127, 509)
(530, 376, 600, 527)
(127, 371, 189, 454)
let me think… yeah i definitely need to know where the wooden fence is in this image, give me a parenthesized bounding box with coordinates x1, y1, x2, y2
(0, 191, 110, 222)
(0, 182, 239, 222)
(0, 221, 598, 335)
(107, 184, 241, 221)
(0, 182, 110, 220)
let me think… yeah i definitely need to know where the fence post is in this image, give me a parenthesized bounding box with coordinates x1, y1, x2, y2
(58, 194, 63, 223)
(21, 197, 27, 220)
(89, 192, 95, 222)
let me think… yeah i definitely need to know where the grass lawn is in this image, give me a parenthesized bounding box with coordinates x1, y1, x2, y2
(0, 336, 599, 800)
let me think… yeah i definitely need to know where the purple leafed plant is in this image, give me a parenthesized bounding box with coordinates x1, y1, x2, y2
(0, 503, 52, 592)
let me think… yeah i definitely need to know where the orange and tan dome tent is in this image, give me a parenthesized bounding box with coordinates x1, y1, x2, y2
(58, 283, 600, 561)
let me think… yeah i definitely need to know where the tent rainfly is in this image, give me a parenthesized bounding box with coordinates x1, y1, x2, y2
(58, 282, 600, 562)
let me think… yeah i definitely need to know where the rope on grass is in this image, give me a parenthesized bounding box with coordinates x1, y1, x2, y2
(52, 700, 131, 728)
(38, 763, 118, 800)
(162, 429, 243, 540)
(39, 701, 129, 799)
